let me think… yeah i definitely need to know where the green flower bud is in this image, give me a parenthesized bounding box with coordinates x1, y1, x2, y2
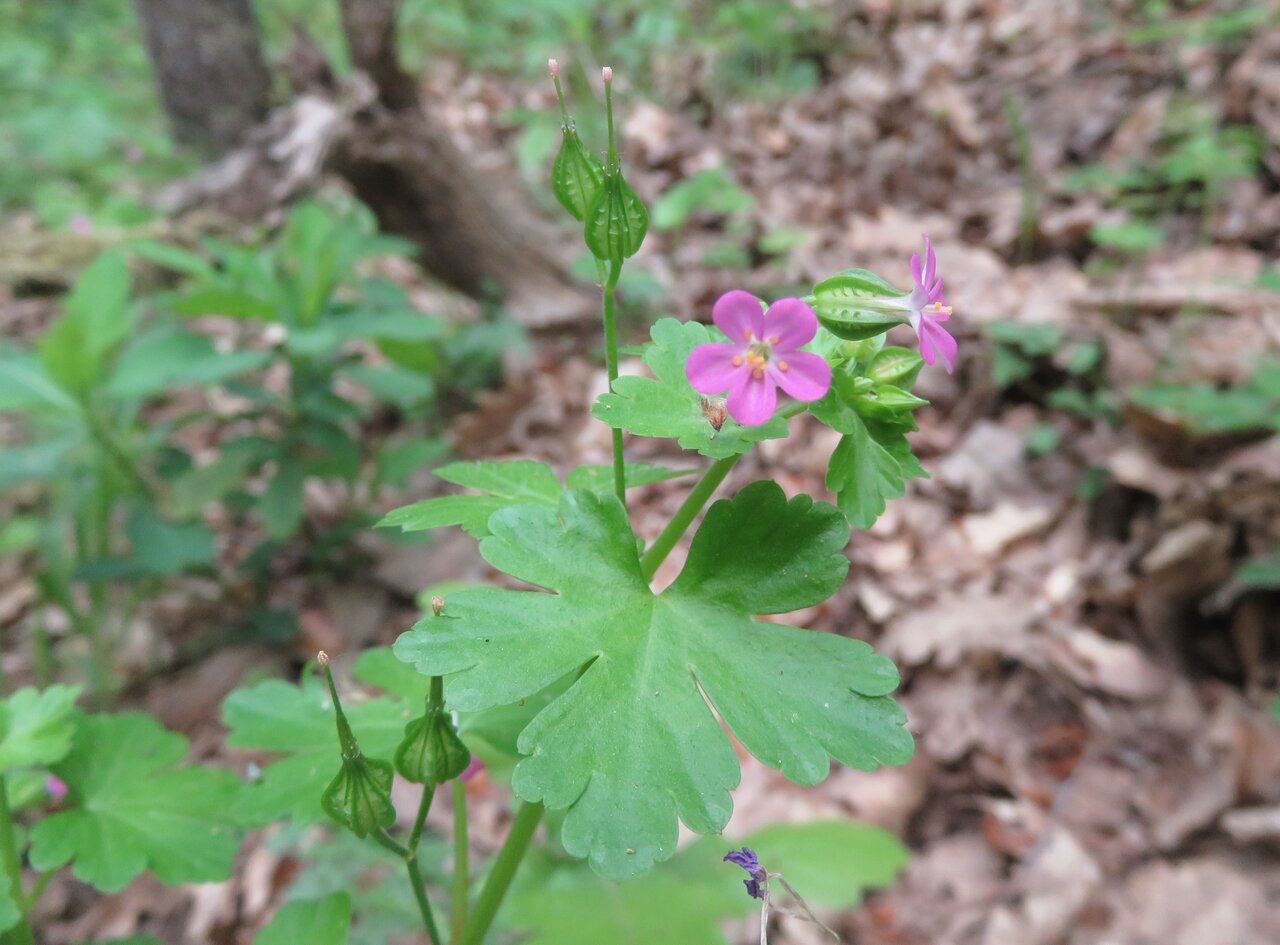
(317, 652, 396, 838)
(866, 347, 925, 388)
(552, 129, 605, 223)
(394, 700, 471, 785)
(584, 171, 648, 266)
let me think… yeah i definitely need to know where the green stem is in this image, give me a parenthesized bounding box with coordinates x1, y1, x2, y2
(638, 402, 809, 581)
(407, 849, 444, 945)
(23, 871, 52, 914)
(450, 780, 469, 943)
(371, 828, 409, 859)
(455, 802, 544, 945)
(0, 777, 35, 945)
(601, 263, 626, 506)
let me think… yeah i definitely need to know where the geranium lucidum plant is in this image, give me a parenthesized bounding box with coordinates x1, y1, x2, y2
(311, 62, 960, 945)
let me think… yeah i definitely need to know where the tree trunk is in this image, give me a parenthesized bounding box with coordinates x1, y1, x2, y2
(133, 0, 273, 157)
(334, 0, 591, 327)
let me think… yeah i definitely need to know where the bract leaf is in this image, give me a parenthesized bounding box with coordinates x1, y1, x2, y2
(29, 713, 241, 892)
(592, 319, 790, 458)
(394, 483, 911, 879)
(0, 685, 81, 771)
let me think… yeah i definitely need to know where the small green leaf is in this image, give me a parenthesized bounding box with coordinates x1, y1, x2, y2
(584, 172, 648, 265)
(263, 458, 306, 540)
(0, 889, 21, 934)
(552, 129, 605, 222)
(38, 252, 136, 397)
(172, 287, 276, 320)
(394, 484, 910, 879)
(30, 713, 242, 892)
(377, 460, 562, 537)
(341, 363, 435, 410)
(106, 324, 269, 399)
(126, 507, 216, 576)
(0, 349, 79, 413)
(651, 167, 754, 232)
(592, 319, 789, 459)
(0, 685, 81, 772)
(745, 819, 909, 908)
(255, 893, 352, 945)
(1090, 220, 1164, 251)
(825, 416, 906, 529)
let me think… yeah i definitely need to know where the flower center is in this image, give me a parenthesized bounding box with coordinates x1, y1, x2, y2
(745, 341, 774, 378)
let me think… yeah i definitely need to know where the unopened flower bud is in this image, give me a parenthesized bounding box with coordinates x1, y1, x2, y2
(602, 66, 613, 85)
(317, 650, 330, 666)
(700, 396, 730, 432)
(548, 58, 559, 77)
(431, 596, 445, 617)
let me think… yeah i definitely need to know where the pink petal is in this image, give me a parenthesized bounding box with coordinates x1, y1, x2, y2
(686, 343, 749, 394)
(920, 318, 957, 374)
(712, 290, 765, 344)
(922, 234, 937, 285)
(910, 253, 923, 287)
(927, 277, 945, 306)
(768, 351, 830, 402)
(760, 297, 818, 352)
(726, 372, 778, 426)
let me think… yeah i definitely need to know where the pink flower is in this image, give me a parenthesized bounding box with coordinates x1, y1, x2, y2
(46, 775, 68, 800)
(69, 215, 92, 235)
(685, 291, 832, 426)
(459, 756, 485, 783)
(905, 235, 957, 373)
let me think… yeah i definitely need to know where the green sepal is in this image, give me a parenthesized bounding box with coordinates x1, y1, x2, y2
(584, 171, 648, 266)
(394, 701, 471, 784)
(552, 128, 605, 223)
(319, 754, 396, 839)
(810, 269, 907, 341)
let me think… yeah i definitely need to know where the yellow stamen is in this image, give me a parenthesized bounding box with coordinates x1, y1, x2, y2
(732, 355, 743, 366)
(769, 335, 779, 344)
(778, 361, 789, 372)
(752, 368, 764, 380)
(743, 329, 753, 341)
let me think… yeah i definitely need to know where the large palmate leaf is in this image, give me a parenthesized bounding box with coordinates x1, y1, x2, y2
(395, 482, 912, 879)
(593, 319, 791, 458)
(377, 460, 690, 538)
(30, 713, 241, 892)
(254, 893, 351, 945)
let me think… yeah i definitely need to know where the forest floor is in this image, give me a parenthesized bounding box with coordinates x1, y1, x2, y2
(11, 2, 1280, 943)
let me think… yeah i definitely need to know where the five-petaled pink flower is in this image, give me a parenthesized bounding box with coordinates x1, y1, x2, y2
(685, 291, 832, 426)
(905, 235, 957, 373)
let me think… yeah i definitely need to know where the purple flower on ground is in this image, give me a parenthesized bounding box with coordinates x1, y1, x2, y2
(459, 756, 485, 783)
(724, 847, 767, 900)
(45, 775, 68, 801)
(686, 291, 832, 426)
(904, 235, 957, 373)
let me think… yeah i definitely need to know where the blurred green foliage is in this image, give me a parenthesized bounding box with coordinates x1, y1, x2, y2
(0, 200, 514, 692)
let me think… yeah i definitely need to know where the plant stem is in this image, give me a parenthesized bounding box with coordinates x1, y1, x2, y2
(450, 780, 469, 943)
(455, 802, 543, 945)
(638, 401, 809, 581)
(601, 263, 626, 506)
(407, 847, 444, 945)
(0, 776, 35, 945)
(640, 454, 739, 580)
(400, 788, 443, 945)
(371, 828, 409, 859)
